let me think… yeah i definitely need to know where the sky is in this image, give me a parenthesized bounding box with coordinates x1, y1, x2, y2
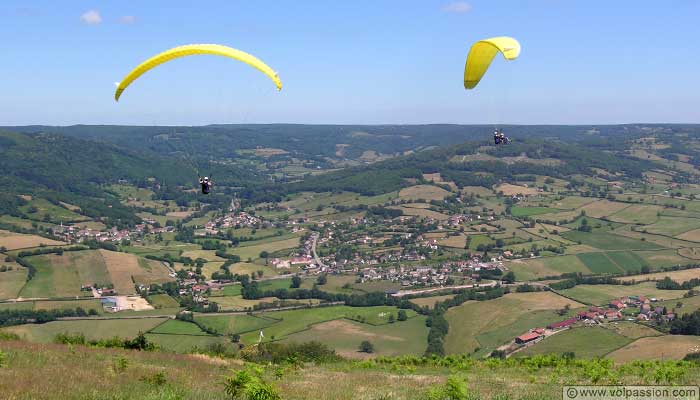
(1, 0, 699, 126)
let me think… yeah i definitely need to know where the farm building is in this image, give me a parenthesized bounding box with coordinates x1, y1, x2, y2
(515, 332, 542, 344)
(547, 318, 577, 330)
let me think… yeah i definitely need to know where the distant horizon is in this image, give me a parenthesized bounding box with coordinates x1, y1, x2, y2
(4, 122, 700, 129)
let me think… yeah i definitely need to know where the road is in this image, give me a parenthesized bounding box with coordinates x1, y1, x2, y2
(311, 233, 327, 268)
(391, 280, 499, 297)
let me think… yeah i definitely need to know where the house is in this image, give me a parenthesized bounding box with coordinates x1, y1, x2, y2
(515, 332, 541, 344)
(609, 300, 625, 309)
(532, 328, 546, 335)
(605, 310, 622, 320)
(547, 318, 577, 330)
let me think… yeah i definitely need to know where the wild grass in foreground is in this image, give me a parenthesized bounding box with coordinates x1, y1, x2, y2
(0, 335, 699, 400)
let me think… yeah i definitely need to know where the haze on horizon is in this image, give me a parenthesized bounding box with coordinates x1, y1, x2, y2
(1, 0, 699, 126)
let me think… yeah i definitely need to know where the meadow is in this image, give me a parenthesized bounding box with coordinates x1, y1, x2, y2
(517, 326, 631, 358)
(557, 281, 687, 305)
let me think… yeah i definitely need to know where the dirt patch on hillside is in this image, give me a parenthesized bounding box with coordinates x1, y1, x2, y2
(312, 319, 405, 342)
(495, 184, 539, 196)
(100, 250, 141, 295)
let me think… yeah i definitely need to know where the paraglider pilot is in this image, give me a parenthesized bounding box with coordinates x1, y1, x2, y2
(494, 129, 508, 145)
(199, 176, 213, 194)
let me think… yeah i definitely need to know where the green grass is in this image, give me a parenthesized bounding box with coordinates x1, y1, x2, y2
(19, 251, 110, 298)
(606, 251, 648, 273)
(148, 294, 180, 309)
(561, 231, 662, 251)
(145, 333, 226, 353)
(197, 305, 417, 345)
(149, 319, 210, 336)
(210, 284, 242, 297)
(557, 281, 688, 306)
(645, 216, 700, 237)
(19, 198, 89, 222)
(194, 314, 279, 337)
(283, 315, 429, 357)
(2, 318, 168, 342)
(608, 204, 662, 224)
(576, 252, 624, 274)
(517, 326, 631, 358)
(475, 309, 579, 356)
(229, 236, 301, 261)
(0, 267, 27, 300)
(510, 207, 558, 217)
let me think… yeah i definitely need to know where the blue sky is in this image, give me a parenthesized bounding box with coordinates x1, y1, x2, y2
(1, 1, 698, 125)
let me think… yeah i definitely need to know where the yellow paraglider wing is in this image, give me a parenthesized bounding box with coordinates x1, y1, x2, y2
(115, 44, 282, 101)
(464, 37, 520, 90)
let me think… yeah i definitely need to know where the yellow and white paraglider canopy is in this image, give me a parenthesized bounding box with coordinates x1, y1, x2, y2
(114, 44, 282, 101)
(464, 36, 520, 90)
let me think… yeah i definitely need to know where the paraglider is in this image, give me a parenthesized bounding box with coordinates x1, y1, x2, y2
(199, 176, 213, 195)
(494, 129, 510, 145)
(114, 44, 283, 194)
(463, 36, 520, 90)
(114, 43, 282, 101)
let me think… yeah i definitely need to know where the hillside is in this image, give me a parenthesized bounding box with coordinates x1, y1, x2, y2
(1, 337, 699, 400)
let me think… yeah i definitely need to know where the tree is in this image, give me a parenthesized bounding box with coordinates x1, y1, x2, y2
(388, 314, 395, 323)
(291, 275, 302, 289)
(502, 271, 515, 284)
(359, 340, 374, 353)
(259, 251, 269, 259)
(640, 265, 651, 274)
(316, 274, 327, 285)
(397, 309, 408, 321)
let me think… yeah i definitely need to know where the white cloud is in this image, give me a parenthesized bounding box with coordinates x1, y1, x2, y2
(80, 9, 102, 25)
(119, 15, 136, 24)
(442, 2, 472, 13)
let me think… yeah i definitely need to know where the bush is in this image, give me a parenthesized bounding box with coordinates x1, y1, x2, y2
(425, 375, 471, 400)
(224, 368, 281, 400)
(360, 340, 374, 353)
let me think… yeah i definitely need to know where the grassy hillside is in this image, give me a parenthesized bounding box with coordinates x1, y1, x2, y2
(1, 337, 699, 400)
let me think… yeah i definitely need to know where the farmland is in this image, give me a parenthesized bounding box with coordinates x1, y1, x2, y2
(0, 230, 65, 250)
(557, 282, 687, 306)
(517, 326, 631, 358)
(443, 292, 583, 354)
(2, 318, 167, 343)
(608, 335, 700, 362)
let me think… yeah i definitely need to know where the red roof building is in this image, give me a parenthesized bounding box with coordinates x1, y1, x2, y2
(547, 318, 577, 330)
(516, 332, 541, 344)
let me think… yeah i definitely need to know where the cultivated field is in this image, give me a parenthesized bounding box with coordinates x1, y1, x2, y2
(283, 316, 428, 358)
(0, 265, 27, 300)
(557, 282, 687, 305)
(619, 268, 700, 283)
(517, 326, 631, 358)
(0, 230, 65, 250)
(608, 335, 700, 362)
(494, 184, 539, 196)
(398, 185, 451, 201)
(444, 292, 584, 354)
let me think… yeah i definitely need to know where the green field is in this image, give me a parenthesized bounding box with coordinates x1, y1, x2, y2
(230, 236, 301, 261)
(3, 318, 167, 342)
(19, 251, 110, 298)
(210, 284, 243, 297)
(508, 255, 591, 281)
(196, 305, 417, 345)
(605, 251, 648, 272)
(145, 333, 226, 353)
(148, 294, 180, 309)
(645, 216, 700, 237)
(510, 207, 558, 217)
(561, 231, 662, 251)
(557, 281, 688, 305)
(576, 252, 624, 274)
(517, 326, 631, 358)
(0, 267, 27, 300)
(283, 315, 428, 358)
(608, 204, 662, 224)
(149, 319, 210, 335)
(444, 292, 584, 354)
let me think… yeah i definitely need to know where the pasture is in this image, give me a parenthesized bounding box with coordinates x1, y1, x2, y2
(607, 335, 700, 362)
(283, 316, 429, 358)
(3, 318, 167, 343)
(561, 231, 662, 251)
(557, 281, 687, 305)
(507, 256, 591, 281)
(517, 326, 631, 358)
(0, 265, 27, 300)
(603, 322, 663, 339)
(230, 236, 301, 261)
(443, 291, 584, 354)
(510, 207, 557, 217)
(0, 230, 65, 250)
(398, 185, 451, 201)
(608, 204, 662, 224)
